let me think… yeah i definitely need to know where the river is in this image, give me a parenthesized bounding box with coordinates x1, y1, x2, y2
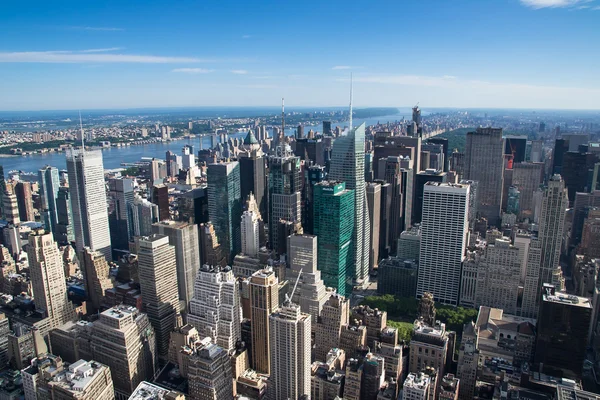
(0, 113, 411, 175)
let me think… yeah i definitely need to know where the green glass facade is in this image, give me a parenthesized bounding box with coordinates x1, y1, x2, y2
(313, 181, 354, 296)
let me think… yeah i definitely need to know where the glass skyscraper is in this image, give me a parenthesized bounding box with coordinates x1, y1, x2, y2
(207, 161, 242, 263)
(313, 181, 354, 296)
(328, 123, 370, 288)
(38, 166, 61, 235)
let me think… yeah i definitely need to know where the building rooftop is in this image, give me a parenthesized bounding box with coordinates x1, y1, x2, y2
(404, 372, 430, 390)
(543, 292, 592, 309)
(129, 381, 173, 400)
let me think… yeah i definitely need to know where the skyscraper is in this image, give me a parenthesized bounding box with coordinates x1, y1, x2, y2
(269, 303, 312, 400)
(521, 175, 568, 318)
(152, 220, 200, 311)
(187, 265, 241, 352)
(314, 294, 350, 361)
(14, 181, 35, 222)
(239, 130, 267, 220)
(66, 148, 112, 260)
(328, 122, 370, 288)
(240, 210, 260, 258)
(137, 234, 181, 359)
(38, 166, 60, 234)
(56, 187, 74, 244)
(313, 181, 354, 296)
(249, 268, 279, 375)
(27, 230, 74, 330)
(81, 247, 113, 311)
(207, 161, 242, 263)
(286, 234, 331, 324)
(107, 177, 135, 250)
(463, 127, 505, 224)
(417, 182, 469, 305)
(268, 151, 302, 254)
(366, 182, 381, 272)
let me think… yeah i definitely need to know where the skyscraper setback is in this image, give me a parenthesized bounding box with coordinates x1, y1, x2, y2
(328, 122, 370, 288)
(66, 148, 112, 260)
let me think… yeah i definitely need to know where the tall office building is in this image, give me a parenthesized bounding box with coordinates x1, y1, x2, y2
(511, 162, 544, 217)
(268, 151, 302, 254)
(241, 210, 260, 258)
(286, 234, 331, 324)
(39, 166, 60, 234)
(3, 190, 20, 225)
(66, 148, 112, 260)
(323, 121, 332, 136)
(181, 145, 195, 169)
(314, 294, 350, 361)
(534, 284, 592, 379)
(413, 169, 447, 224)
(150, 184, 169, 221)
(239, 131, 267, 220)
(464, 127, 505, 224)
(81, 247, 113, 311)
(366, 182, 381, 272)
(14, 181, 35, 222)
(137, 234, 181, 359)
(328, 122, 370, 288)
(249, 268, 279, 375)
(28, 230, 74, 329)
(199, 222, 227, 268)
(521, 175, 568, 318)
(107, 177, 135, 250)
(186, 340, 234, 400)
(56, 187, 74, 244)
(269, 303, 312, 400)
(129, 195, 159, 237)
(188, 265, 241, 352)
(417, 182, 469, 305)
(91, 306, 157, 398)
(207, 161, 242, 263)
(384, 156, 413, 252)
(152, 220, 200, 311)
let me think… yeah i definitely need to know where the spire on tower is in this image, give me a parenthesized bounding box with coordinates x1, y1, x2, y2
(281, 97, 285, 143)
(79, 110, 85, 151)
(349, 72, 353, 131)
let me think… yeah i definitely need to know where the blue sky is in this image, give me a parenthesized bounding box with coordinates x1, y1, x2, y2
(1, 0, 599, 110)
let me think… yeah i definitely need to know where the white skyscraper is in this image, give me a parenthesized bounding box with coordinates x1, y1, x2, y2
(269, 303, 311, 400)
(241, 210, 260, 258)
(66, 148, 112, 260)
(188, 265, 241, 352)
(417, 182, 470, 305)
(328, 122, 370, 288)
(521, 175, 568, 318)
(286, 234, 332, 324)
(28, 230, 74, 331)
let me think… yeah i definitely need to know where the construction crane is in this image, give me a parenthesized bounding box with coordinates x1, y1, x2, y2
(285, 269, 302, 305)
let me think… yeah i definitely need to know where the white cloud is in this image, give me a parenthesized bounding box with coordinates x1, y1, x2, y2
(231, 69, 248, 74)
(80, 47, 124, 53)
(68, 26, 124, 31)
(349, 74, 459, 87)
(519, 0, 589, 9)
(172, 68, 214, 74)
(242, 35, 251, 39)
(0, 50, 214, 63)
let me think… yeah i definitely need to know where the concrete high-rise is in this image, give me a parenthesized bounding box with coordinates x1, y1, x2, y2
(521, 175, 568, 318)
(152, 220, 200, 311)
(314, 294, 350, 361)
(268, 151, 302, 254)
(14, 181, 35, 222)
(107, 177, 135, 250)
(366, 182, 381, 272)
(39, 166, 60, 235)
(207, 161, 242, 263)
(186, 340, 234, 400)
(329, 122, 371, 288)
(464, 127, 505, 224)
(66, 148, 112, 260)
(28, 230, 75, 330)
(241, 210, 260, 258)
(188, 265, 241, 352)
(286, 234, 332, 324)
(81, 247, 113, 311)
(269, 303, 312, 400)
(137, 234, 181, 359)
(511, 162, 544, 218)
(249, 268, 279, 375)
(129, 195, 159, 237)
(91, 306, 157, 398)
(56, 187, 75, 244)
(239, 130, 267, 221)
(313, 181, 354, 296)
(417, 182, 469, 305)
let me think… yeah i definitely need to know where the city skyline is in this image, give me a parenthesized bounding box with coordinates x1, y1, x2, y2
(1, 0, 600, 110)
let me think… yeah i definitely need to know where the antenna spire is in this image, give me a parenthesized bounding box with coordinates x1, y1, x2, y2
(281, 97, 285, 145)
(349, 72, 353, 131)
(79, 111, 85, 151)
